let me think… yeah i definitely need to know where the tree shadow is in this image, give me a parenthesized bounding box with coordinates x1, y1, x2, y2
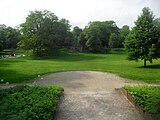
(28, 52, 106, 62)
(137, 64, 160, 69)
(0, 59, 25, 67)
(0, 69, 33, 84)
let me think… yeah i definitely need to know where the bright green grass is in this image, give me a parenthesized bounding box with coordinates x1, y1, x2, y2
(0, 51, 160, 83)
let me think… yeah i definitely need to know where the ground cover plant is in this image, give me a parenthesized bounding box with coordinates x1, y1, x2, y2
(0, 85, 63, 120)
(124, 86, 160, 119)
(0, 50, 160, 83)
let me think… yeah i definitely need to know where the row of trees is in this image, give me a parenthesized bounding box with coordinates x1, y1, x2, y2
(76, 21, 130, 53)
(0, 10, 130, 56)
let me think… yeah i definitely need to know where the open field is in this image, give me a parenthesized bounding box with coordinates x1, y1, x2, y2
(0, 51, 160, 83)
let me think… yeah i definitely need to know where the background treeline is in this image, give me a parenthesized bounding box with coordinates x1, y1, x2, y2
(0, 10, 130, 56)
(0, 9, 159, 56)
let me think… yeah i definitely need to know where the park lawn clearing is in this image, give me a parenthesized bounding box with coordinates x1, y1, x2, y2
(0, 51, 160, 83)
(0, 85, 63, 120)
(124, 86, 160, 119)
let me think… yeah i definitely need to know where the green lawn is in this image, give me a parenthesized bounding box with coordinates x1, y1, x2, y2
(0, 51, 160, 83)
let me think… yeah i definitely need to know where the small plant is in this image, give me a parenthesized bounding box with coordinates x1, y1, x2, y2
(0, 85, 63, 120)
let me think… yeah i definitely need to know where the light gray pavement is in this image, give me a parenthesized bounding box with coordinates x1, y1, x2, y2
(1, 71, 153, 120)
(33, 71, 147, 93)
(34, 71, 144, 120)
(54, 92, 143, 120)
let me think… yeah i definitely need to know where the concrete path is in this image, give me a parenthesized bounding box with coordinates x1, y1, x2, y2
(34, 71, 144, 120)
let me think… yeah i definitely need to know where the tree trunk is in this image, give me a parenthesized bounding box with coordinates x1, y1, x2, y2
(144, 59, 147, 67)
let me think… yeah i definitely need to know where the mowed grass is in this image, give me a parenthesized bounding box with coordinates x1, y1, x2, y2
(0, 51, 160, 83)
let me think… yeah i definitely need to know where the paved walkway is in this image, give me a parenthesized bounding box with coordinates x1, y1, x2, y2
(35, 71, 144, 120)
(0, 71, 153, 120)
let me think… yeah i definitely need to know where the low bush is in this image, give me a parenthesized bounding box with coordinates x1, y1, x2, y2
(0, 85, 63, 120)
(124, 86, 160, 119)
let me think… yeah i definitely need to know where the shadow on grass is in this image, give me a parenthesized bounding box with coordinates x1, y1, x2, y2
(0, 59, 25, 67)
(108, 48, 126, 55)
(137, 64, 160, 69)
(0, 69, 34, 83)
(27, 52, 106, 62)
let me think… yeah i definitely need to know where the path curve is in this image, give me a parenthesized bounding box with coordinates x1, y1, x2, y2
(34, 71, 146, 93)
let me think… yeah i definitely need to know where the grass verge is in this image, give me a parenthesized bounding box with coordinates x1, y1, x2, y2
(124, 86, 160, 119)
(0, 85, 63, 120)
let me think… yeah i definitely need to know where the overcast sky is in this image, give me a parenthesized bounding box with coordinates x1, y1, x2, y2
(0, 0, 160, 29)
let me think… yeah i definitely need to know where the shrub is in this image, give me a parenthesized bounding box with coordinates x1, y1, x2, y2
(124, 86, 160, 119)
(0, 85, 63, 120)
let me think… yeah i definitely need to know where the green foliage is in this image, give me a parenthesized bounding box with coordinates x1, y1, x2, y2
(109, 33, 121, 48)
(119, 25, 130, 47)
(72, 26, 82, 47)
(124, 86, 160, 118)
(85, 25, 102, 52)
(0, 24, 7, 51)
(20, 10, 71, 56)
(124, 7, 159, 67)
(78, 31, 87, 52)
(0, 25, 20, 52)
(154, 18, 160, 57)
(83, 21, 119, 53)
(154, 18, 160, 34)
(0, 86, 63, 120)
(5, 27, 21, 55)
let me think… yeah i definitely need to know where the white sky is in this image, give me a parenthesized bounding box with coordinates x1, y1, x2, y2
(0, 0, 160, 29)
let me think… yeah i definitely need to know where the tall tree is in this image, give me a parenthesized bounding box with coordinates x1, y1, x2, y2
(20, 10, 71, 56)
(109, 33, 121, 48)
(85, 25, 102, 52)
(154, 18, 160, 32)
(0, 25, 20, 55)
(119, 25, 130, 47)
(78, 31, 87, 52)
(124, 7, 159, 67)
(20, 10, 58, 55)
(72, 26, 82, 49)
(84, 21, 119, 53)
(154, 18, 160, 57)
(0, 24, 7, 51)
(5, 27, 21, 55)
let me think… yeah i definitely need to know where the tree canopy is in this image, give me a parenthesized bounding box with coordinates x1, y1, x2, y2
(0, 25, 20, 54)
(20, 10, 72, 56)
(119, 25, 130, 47)
(109, 33, 121, 48)
(83, 21, 119, 53)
